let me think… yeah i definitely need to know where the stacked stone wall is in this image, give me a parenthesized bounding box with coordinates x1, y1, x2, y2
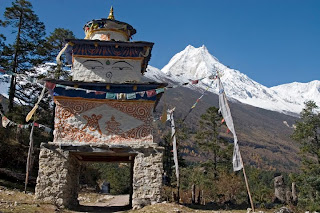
(132, 147, 163, 209)
(35, 143, 164, 210)
(35, 144, 80, 208)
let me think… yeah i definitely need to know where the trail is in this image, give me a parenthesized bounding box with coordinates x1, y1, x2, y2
(77, 194, 130, 212)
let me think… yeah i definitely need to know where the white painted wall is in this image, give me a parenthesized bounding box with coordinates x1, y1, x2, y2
(72, 57, 142, 83)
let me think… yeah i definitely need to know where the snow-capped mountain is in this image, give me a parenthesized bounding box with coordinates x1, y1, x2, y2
(271, 81, 320, 111)
(145, 45, 319, 115)
(0, 74, 10, 98)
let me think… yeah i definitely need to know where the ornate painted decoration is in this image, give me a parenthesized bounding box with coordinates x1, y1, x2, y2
(54, 98, 154, 144)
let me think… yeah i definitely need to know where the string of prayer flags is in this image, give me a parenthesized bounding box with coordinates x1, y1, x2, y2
(0, 111, 52, 132)
(182, 81, 214, 122)
(47, 83, 165, 100)
(38, 123, 53, 133)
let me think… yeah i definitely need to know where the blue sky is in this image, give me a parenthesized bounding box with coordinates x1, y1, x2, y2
(1, 0, 319, 87)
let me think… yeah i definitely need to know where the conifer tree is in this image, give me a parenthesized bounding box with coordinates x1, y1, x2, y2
(44, 28, 75, 79)
(0, 0, 46, 113)
(195, 106, 232, 177)
(292, 101, 320, 210)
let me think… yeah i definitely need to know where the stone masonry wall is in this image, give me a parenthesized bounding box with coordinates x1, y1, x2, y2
(132, 147, 164, 209)
(35, 143, 163, 210)
(35, 144, 80, 208)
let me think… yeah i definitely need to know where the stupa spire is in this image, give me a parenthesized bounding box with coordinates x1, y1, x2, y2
(108, 6, 115, 20)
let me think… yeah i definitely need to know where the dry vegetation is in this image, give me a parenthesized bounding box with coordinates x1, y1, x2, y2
(0, 185, 280, 213)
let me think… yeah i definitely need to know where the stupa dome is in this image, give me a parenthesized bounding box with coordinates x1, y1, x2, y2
(83, 6, 136, 41)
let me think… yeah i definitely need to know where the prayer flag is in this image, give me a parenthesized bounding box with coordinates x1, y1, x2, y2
(146, 90, 156, 97)
(218, 78, 243, 171)
(156, 88, 165, 94)
(95, 91, 105, 95)
(45, 82, 56, 90)
(56, 84, 67, 88)
(137, 91, 145, 97)
(2, 116, 10, 128)
(117, 93, 126, 100)
(106, 93, 116, 99)
(126, 93, 136, 100)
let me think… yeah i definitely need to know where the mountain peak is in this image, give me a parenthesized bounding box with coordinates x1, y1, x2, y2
(161, 45, 219, 81)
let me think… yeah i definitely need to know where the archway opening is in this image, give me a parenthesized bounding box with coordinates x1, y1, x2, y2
(73, 153, 135, 211)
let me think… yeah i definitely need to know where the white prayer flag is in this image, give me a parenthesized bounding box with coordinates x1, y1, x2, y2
(218, 78, 243, 171)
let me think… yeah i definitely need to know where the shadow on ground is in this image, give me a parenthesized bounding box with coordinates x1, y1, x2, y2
(70, 204, 131, 212)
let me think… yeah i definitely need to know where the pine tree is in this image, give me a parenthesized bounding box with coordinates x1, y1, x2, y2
(0, 0, 46, 113)
(0, 34, 5, 53)
(292, 101, 320, 210)
(44, 28, 75, 79)
(195, 106, 232, 177)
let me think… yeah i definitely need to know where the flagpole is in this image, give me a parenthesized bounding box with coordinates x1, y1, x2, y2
(24, 120, 35, 193)
(239, 150, 255, 212)
(216, 73, 255, 211)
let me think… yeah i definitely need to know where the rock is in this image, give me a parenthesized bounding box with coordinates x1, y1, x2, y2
(274, 175, 286, 203)
(274, 206, 293, 213)
(247, 208, 252, 213)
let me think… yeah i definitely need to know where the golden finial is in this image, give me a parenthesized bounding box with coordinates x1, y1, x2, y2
(108, 6, 115, 20)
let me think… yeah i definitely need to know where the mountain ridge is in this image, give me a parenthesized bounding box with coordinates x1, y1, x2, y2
(145, 45, 319, 116)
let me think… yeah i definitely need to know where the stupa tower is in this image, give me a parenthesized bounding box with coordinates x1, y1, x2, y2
(35, 7, 166, 209)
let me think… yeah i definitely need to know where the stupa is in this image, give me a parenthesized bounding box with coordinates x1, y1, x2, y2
(35, 7, 166, 209)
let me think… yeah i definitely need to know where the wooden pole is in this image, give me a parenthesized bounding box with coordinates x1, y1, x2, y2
(129, 156, 134, 208)
(239, 153, 255, 212)
(191, 184, 196, 204)
(24, 121, 35, 193)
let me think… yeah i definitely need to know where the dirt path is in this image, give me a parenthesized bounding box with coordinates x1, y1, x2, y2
(81, 194, 129, 207)
(76, 194, 130, 212)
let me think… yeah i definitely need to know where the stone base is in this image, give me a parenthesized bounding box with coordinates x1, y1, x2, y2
(35, 144, 80, 208)
(35, 143, 163, 210)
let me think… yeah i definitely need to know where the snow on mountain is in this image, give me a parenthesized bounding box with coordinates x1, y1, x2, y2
(146, 45, 319, 115)
(0, 74, 10, 98)
(271, 81, 320, 110)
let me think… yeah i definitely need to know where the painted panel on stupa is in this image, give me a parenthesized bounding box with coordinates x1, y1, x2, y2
(72, 57, 142, 83)
(72, 43, 146, 58)
(53, 97, 154, 144)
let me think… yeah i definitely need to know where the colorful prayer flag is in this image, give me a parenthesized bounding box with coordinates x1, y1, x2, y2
(45, 82, 56, 90)
(126, 93, 136, 100)
(146, 90, 156, 97)
(137, 91, 145, 97)
(156, 88, 165, 94)
(2, 116, 10, 128)
(106, 93, 116, 99)
(117, 93, 126, 100)
(95, 91, 105, 95)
